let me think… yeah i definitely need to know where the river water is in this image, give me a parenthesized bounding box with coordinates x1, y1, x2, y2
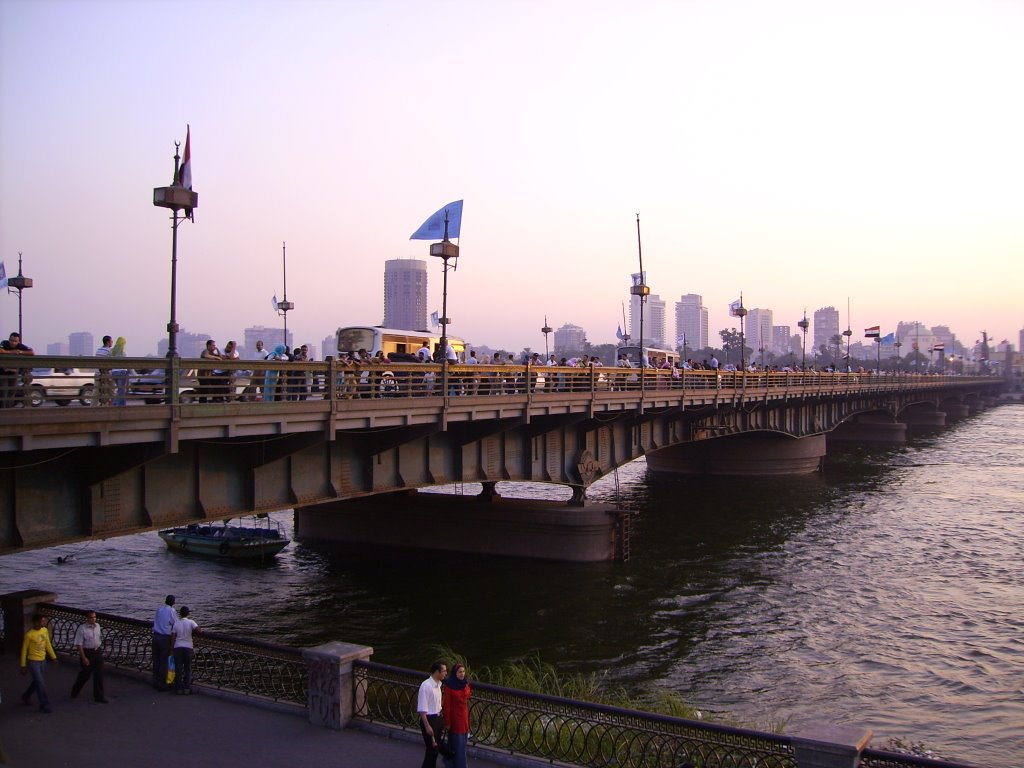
(2, 406, 1022, 767)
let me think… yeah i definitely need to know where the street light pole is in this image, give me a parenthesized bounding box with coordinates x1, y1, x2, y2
(736, 297, 748, 372)
(429, 211, 459, 370)
(6, 252, 33, 339)
(277, 242, 295, 349)
(542, 316, 552, 359)
(797, 310, 809, 370)
(631, 214, 650, 394)
(153, 140, 198, 358)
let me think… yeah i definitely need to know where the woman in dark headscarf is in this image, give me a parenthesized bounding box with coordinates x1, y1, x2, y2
(442, 662, 471, 768)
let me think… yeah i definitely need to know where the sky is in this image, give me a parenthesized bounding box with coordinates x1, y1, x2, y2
(1, 0, 1022, 357)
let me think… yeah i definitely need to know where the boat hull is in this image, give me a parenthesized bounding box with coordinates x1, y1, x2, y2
(158, 527, 290, 560)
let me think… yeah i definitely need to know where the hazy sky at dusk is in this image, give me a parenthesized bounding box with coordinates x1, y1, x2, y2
(2, 0, 1022, 356)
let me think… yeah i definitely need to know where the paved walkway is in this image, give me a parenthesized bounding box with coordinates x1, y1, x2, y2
(0, 655, 522, 767)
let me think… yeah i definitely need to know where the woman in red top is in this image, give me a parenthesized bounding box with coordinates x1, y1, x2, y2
(442, 662, 471, 768)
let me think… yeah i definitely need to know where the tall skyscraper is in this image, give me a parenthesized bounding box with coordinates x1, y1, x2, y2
(68, 331, 94, 356)
(553, 323, 587, 354)
(746, 308, 774, 358)
(244, 325, 287, 358)
(47, 342, 70, 356)
(813, 307, 840, 354)
(674, 294, 708, 351)
(384, 259, 428, 330)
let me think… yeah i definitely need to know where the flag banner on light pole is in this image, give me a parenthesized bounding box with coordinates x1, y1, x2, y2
(0, 262, 6, 289)
(431, 311, 440, 327)
(616, 324, 624, 341)
(272, 294, 279, 312)
(729, 299, 742, 316)
(881, 332, 895, 344)
(864, 326, 880, 338)
(933, 343, 946, 351)
(410, 200, 463, 240)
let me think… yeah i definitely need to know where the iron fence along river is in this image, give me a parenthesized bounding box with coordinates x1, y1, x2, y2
(1, 406, 1021, 767)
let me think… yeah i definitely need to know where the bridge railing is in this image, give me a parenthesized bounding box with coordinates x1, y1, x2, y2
(0, 355, 989, 412)
(42, 603, 308, 706)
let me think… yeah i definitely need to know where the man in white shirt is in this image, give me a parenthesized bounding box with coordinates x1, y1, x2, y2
(151, 595, 177, 691)
(416, 342, 432, 363)
(417, 660, 447, 767)
(170, 606, 201, 695)
(71, 611, 107, 702)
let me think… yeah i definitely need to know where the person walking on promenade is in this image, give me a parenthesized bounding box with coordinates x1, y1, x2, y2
(417, 660, 448, 768)
(95, 335, 114, 405)
(442, 662, 472, 768)
(19, 613, 57, 713)
(70, 610, 108, 703)
(170, 606, 201, 695)
(152, 595, 177, 690)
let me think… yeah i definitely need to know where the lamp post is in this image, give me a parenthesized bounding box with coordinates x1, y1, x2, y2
(631, 214, 650, 393)
(797, 310, 809, 370)
(842, 326, 852, 371)
(429, 212, 459, 365)
(894, 339, 902, 373)
(736, 300, 748, 371)
(153, 140, 198, 358)
(541, 316, 552, 359)
(276, 242, 295, 349)
(874, 336, 882, 373)
(6, 252, 33, 339)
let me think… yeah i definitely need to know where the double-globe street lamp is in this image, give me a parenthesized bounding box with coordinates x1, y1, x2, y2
(797, 311, 809, 370)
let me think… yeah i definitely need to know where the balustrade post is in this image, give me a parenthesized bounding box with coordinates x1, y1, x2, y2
(1, 589, 58, 655)
(790, 722, 872, 768)
(302, 641, 374, 729)
(325, 356, 336, 402)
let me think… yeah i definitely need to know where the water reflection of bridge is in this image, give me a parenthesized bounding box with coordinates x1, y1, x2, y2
(0, 356, 1005, 557)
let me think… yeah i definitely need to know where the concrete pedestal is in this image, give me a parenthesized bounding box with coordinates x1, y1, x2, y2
(296, 493, 626, 562)
(646, 434, 825, 476)
(302, 641, 374, 730)
(791, 722, 873, 768)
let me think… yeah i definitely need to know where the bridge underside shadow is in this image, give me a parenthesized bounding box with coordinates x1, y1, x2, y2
(0, 386, 1000, 556)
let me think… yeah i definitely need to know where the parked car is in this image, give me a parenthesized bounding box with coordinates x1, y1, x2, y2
(28, 367, 96, 407)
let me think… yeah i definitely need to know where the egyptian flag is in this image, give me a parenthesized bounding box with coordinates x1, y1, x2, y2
(933, 343, 946, 351)
(179, 125, 192, 189)
(864, 326, 880, 338)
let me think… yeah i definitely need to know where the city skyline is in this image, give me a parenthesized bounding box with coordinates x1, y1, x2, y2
(1, 0, 1021, 357)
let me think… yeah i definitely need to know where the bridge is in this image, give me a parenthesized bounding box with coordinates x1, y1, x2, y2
(0, 356, 1005, 558)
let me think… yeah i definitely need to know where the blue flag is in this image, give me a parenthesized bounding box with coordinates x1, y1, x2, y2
(410, 200, 463, 240)
(0, 262, 6, 289)
(616, 324, 624, 341)
(881, 332, 895, 344)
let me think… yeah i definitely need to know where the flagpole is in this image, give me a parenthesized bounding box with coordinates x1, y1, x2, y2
(277, 242, 295, 349)
(630, 214, 650, 395)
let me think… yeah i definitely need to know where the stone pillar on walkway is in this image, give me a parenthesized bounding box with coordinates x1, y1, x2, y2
(1, 589, 57, 655)
(302, 641, 374, 729)
(790, 722, 873, 768)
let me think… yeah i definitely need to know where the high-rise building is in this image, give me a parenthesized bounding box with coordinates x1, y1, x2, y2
(157, 330, 215, 359)
(322, 334, 337, 359)
(771, 325, 792, 356)
(813, 307, 840, 354)
(746, 308, 773, 357)
(674, 294, 708, 352)
(553, 323, 587, 354)
(68, 331, 94, 356)
(384, 259, 428, 331)
(47, 342, 69, 356)
(244, 325, 289, 358)
(630, 282, 666, 346)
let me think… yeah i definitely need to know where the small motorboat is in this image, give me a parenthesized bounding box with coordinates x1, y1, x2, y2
(158, 515, 290, 560)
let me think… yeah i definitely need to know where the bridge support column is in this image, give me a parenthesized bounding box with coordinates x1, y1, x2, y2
(296, 492, 627, 562)
(1, 589, 57, 655)
(646, 434, 825, 476)
(944, 403, 970, 418)
(828, 415, 907, 444)
(902, 410, 946, 428)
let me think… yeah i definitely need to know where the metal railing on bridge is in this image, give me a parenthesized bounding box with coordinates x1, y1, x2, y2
(0, 355, 988, 411)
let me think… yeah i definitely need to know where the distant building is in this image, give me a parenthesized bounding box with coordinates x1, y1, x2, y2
(384, 259, 428, 331)
(157, 330, 213, 359)
(322, 334, 336, 359)
(813, 307, 840, 354)
(47, 342, 69, 356)
(746, 309, 773, 357)
(244, 325, 290, 358)
(771, 325, 792, 356)
(674, 294, 708, 351)
(630, 286, 666, 347)
(68, 331, 94, 356)
(553, 323, 587, 354)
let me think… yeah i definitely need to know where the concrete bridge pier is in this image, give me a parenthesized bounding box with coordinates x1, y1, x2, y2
(943, 403, 971, 418)
(645, 433, 826, 476)
(295, 490, 629, 562)
(827, 414, 908, 444)
(901, 407, 946, 428)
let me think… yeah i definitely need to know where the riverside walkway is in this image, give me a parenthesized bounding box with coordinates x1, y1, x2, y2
(0, 655, 518, 768)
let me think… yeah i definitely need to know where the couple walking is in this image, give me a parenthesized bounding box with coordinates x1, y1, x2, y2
(417, 660, 472, 768)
